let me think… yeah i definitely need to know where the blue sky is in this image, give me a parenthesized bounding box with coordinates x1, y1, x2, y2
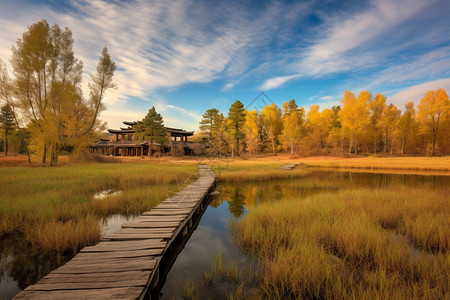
(0, 0, 449, 130)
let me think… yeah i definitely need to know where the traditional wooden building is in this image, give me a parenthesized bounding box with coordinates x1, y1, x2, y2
(91, 121, 194, 156)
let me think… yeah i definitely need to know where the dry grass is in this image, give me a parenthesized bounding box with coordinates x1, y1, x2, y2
(213, 159, 309, 183)
(296, 155, 450, 171)
(233, 185, 450, 299)
(0, 160, 197, 253)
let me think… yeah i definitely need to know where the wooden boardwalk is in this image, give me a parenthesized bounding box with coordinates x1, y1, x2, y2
(14, 165, 216, 300)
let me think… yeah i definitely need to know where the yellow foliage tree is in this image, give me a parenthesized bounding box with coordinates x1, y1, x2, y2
(281, 100, 304, 154)
(304, 105, 333, 152)
(379, 103, 400, 153)
(338, 91, 369, 154)
(397, 102, 417, 154)
(261, 103, 282, 154)
(244, 110, 259, 154)
(417, 89, 450, 154)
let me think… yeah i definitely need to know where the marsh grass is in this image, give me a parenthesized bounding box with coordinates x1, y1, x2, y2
(289, 155, 450, 172)
(233, 185, 450, 299)
(0, 161, 197, 253)
(215, 160, 309, 183)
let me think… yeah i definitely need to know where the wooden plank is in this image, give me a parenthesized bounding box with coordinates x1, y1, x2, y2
(25, 279, 148, 291)
(143, 209, 191, 214)
(14, 286, 143, 299)
(52, 258, 157, 274)
(133, 215, 185, 221)
(113, 229, 174, 235)
(80, 239, 165, 252)
(155, 204, 196, 209)
(41, 270, 150, 283)
(72, 249, 163, 260)
(102, 232, 173, 241)
(121, 221, 180, 228)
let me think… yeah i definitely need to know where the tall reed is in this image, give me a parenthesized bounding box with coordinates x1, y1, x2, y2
(233, 185, 449, 299)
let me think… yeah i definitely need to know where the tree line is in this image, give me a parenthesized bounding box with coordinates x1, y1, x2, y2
(0, 20, 116, 165)
(197, 89, 450, 156)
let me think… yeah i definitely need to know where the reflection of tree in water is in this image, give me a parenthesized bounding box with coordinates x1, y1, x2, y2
(227, 188, 246, 218)
(0, 236, 71, 290)
(208, 196, 224, 208)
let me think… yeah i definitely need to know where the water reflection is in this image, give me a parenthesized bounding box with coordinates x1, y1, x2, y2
(0, 236, 71, 299)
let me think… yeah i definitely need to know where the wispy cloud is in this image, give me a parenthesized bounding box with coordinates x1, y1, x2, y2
(387, 78, 450, 108)
(260, 74, 299, 90)
(260, 0, 440, 90)
(167, 104, 202, 123)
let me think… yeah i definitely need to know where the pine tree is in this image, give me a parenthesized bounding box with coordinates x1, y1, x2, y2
(0, 104, 15, 156)
(135, 106, 167, 156)
(199, 108, 219, 140)
(227, 100, 246, 157)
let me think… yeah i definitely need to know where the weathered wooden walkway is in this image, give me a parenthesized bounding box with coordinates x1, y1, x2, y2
(14, 165, 216, 300)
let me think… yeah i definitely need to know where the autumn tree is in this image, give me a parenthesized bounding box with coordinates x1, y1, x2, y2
(0, 104, 15, 156)
(367, 93, 386, 153)
(10, 20, 116, 165)
(199, 108, 219, 140)
(135, 106, 167, 156)
(397, 102, 417, 154)
(244, 110, 259, 154)
(281, 100, 304, 154)
(339, 91, 369, 154)
(261, 103, 282, 154)
(379, 103, 400, 153)
(417, 89, 450, 155)
(304, 105, 332, 152)
(227, 100, 246, 157)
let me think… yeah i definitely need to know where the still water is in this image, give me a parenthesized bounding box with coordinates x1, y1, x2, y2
(1, 169, 448, 299)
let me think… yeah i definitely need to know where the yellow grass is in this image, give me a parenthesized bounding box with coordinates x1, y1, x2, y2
(295, 155, 450, 172)
(233, 185, 450, 299)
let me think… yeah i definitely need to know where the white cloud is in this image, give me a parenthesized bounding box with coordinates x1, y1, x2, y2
(260, 74, 299, 90)
(387, 78, 450, 108)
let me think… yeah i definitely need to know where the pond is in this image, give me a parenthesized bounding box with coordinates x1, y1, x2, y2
(0, 169, 448, 299)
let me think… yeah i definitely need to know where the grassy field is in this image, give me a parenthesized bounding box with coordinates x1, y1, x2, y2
(232, 184, 449, 299)
(0, 159, 197, 253)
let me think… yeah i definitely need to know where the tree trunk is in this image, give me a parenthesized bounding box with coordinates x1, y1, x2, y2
(4, 129, 8, 156)
(272, 139, 275, 155)
(349, 137, 353, 154)
(231, 141, 234, 158)
(401, 139, 404, 155)
(42, 143, 47, 164)
(50, 144, 58, 166)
